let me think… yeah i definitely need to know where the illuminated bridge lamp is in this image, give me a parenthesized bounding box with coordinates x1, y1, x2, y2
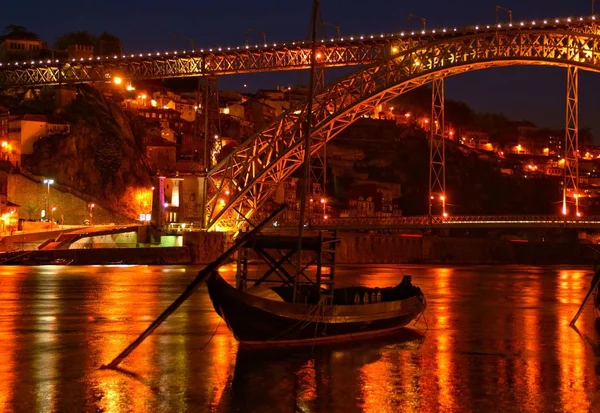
(440, 195, 446, 217)
(112, 76, 123, 85)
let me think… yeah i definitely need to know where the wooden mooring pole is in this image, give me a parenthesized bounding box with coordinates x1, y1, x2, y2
(101, 205, 286, 370)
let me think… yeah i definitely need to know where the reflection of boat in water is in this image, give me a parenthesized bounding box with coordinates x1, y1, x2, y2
(207, 267, 426, 345)
(217, 329, 424, 411)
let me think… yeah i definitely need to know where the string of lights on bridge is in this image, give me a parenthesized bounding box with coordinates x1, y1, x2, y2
(0, 14, 596, 69)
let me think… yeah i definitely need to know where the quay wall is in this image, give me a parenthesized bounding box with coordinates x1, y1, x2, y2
(2, 231, 595, 266)
(335, 232, 597, 264)
(0, 247, 190, 265)
(183, 232, 227, 264)
(8, 173, 131, 225)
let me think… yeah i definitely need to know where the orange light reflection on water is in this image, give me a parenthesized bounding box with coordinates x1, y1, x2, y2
(358, 355, 395, 413)
(433, 267, 456, 412)
(92, 266, 158, 412)
(557, 270, 590, 412)
(34, 268, 60, 413)
(0, 273, 18, 410)
(520, 281, 542, 412)
(296, 359, 317, 411)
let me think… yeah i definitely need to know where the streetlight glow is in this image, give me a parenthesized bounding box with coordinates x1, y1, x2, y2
(113, 76, 123, 85)
(43, 179, 54, 222)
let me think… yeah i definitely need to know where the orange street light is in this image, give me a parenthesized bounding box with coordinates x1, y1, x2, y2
(113, 76, 123, 85)
(89, 203, 95, 226)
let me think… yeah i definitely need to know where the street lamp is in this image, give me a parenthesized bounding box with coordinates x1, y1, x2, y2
(89, 203, 95, 226)
(43, 179, 54, 221)
(440, 195, 447, 217)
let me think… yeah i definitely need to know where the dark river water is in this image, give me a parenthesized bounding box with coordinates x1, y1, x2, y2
(1, 264, 599, 412)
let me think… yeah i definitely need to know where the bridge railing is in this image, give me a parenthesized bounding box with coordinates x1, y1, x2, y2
(215, 214, 600, 230)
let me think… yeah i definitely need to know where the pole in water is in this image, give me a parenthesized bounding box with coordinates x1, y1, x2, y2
(570, 271, 600, 327)
(100, 205, 286, 370)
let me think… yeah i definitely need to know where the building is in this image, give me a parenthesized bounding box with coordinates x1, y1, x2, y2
(13, 114, 70, 155)
(0, 34, 46, 62)
(137, 107, 180, 122)
(0, 107, 8, 160)
(341, 182, 402, 217)
(460, 129, 491, 150)
(145, 136, 177, 174)
(243, 98, 276, 131)
(156, 175, 185, 225)
(0, 161, 18, 233)
(150, 91, 198, 122)
(67, 44, 94, 60)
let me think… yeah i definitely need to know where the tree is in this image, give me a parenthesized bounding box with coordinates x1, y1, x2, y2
(96, 32, 123, 55)
(579, 127, 594, 148)
(3, 25, 39, 40)
(55, 31, 96, 50)
(24, 203, 38, 220)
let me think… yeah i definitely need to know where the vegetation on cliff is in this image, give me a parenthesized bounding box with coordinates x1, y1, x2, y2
(329, 127, 560, 216)
(23, 85, 152, 220)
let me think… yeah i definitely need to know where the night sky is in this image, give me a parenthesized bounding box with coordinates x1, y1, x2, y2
(3, 0, 600, 138)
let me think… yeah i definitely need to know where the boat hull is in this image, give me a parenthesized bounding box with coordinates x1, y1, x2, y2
(206, 273, 426, 345)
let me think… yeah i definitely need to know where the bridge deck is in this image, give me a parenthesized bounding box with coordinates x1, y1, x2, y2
(266, 216, 600, 230)
(0, 15, 591, 88)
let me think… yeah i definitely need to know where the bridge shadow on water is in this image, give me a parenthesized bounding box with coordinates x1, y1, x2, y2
(216, 328, 425, 413)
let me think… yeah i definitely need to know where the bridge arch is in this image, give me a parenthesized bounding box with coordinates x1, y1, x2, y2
(206, 28, 600, 230)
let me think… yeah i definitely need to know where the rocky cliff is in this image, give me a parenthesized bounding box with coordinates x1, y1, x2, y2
(23, 85, 152, 220)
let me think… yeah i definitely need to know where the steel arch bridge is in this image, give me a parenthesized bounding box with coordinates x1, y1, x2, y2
(205, 24, 600, 231)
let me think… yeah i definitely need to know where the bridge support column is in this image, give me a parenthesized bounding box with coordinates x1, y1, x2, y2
(563, 66, 580, 217)
(429, 76, 446, 220)
(201, 75, 222, 169)
(310, 67, 327, 204)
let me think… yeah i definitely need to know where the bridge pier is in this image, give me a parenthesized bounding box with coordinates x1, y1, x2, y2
(563, 65, 580, 217)
(429, 76, 446, 219)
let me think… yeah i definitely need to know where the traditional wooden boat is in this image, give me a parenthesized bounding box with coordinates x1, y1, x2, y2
(205, 232, 426, 346)
(206, 270, 426, 345)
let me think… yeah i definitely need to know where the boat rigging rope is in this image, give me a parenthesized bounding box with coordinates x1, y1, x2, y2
(200, 320, 222, 351)
(266, 300, 324, 342)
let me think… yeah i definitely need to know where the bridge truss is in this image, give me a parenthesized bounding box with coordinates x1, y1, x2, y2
(0, 17, 594, 88)
(204, 25, 600, 231)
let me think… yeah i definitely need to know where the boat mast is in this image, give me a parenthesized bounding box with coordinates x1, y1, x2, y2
(293, 0, 320, 303)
